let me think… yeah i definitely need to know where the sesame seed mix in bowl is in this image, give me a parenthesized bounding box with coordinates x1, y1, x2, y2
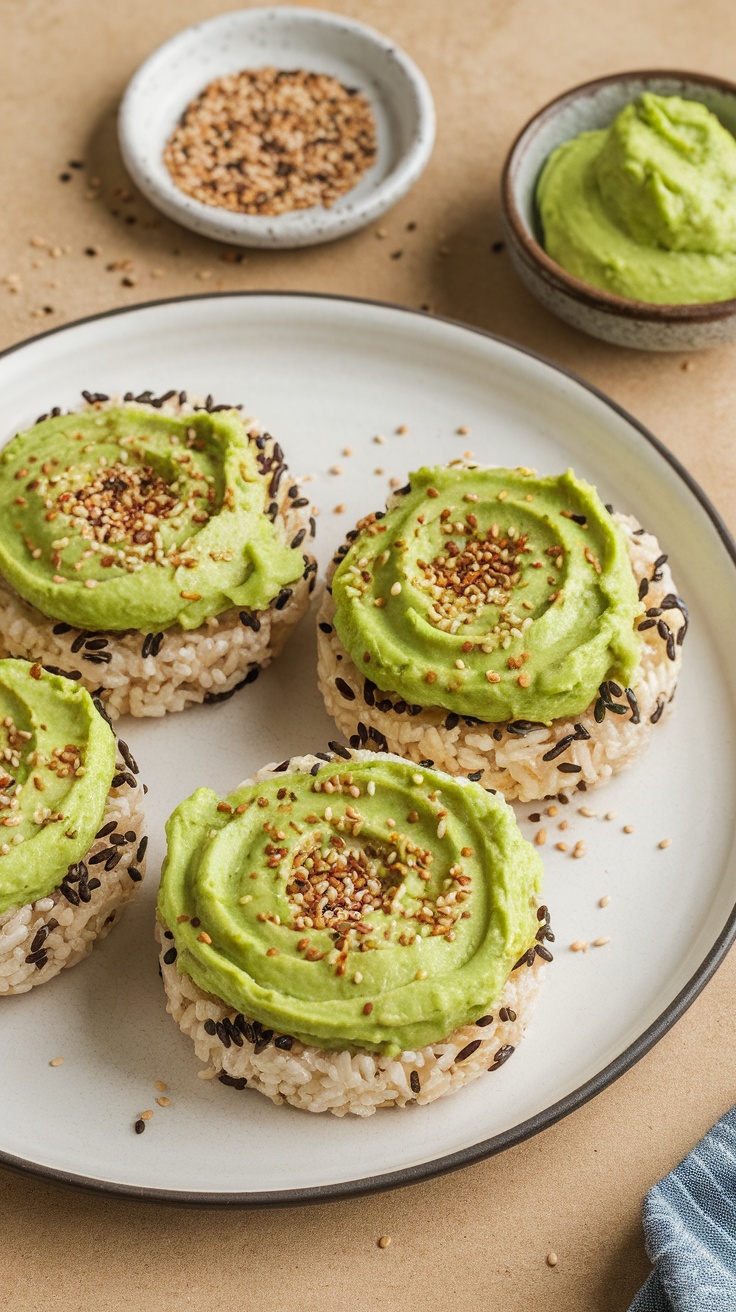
(317, 463, 687, 803)
(0, 391, 317, 718)
(157, 750, 549, 1116)
(164, 67, 377, 217)
(0, 657, 147, 995)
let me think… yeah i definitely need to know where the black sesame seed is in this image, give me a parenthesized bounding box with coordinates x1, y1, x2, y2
(275, 1035, 294, 1050)
(117, 739, 139, 774)
(537, 905, 547, 921)
(318, 622, 333, 634)
(335, 677, 356, 701)
(204, 1019, 217, 1035)
(492, 728, 503, 741)
(275, 588, 292, 611)
(557, 762, 582, 773)
(638, 578, 649, 600)
(490, 1045, 515, 1069)
(328, 740, 351, 760)
(608, 681, 622, 697)
(410, 1070, 421, 1094)
(475, 1014, 494, 1027)
(625, 688, 641, 723)
(467, 769, 483, 781)
(95, 820, 117, 840)
(535, 943, 554, 962)
(30, 925, 50, 953)
(134, 1119, 146, 1134)
(573, 723, 591, 740)
(594, 698, 606, 723)
(637, 619, 656, 633)
(218, 1073, 247, 1090)
(445, 712, 460, 730)
(52, 622, 73, 635)
(163, 947, 177, 965)
(128, 867, 143, 882)
(136, 835, 148, 863)
(455, 1039, 481, 1063)
(70, 631, 90, 654)
(542, 734, 574, 762)
(418, 759, 434, 769)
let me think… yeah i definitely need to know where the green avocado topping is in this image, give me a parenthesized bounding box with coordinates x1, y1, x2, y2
(157, 755, 543, 1055)
(0, 659, 116, 916)
(537, 93, 736, 304)
(0, 406, 305, 631)
(330, 465, 641, 724)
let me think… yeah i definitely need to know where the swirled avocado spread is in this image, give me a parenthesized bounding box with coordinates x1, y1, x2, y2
(158, 755, 542, 1055)
(0, 406, 305, 631)
(537, 93, 736, 303)
(0, 659, 116, 915)
(330, 465, 641, 724)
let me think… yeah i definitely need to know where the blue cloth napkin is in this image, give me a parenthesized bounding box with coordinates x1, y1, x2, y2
(629, 1106, 736, 1311)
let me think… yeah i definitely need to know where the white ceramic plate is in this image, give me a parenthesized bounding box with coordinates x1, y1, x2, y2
(118, 7, 435, 248)
(1, 294, 735, 1205)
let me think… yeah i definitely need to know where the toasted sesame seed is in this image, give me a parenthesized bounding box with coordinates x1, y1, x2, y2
(156, 1096, 171, 1107)
(415, 968, 427, 981)
(49, 1056, 64, 1067)
(456, 425, 469, 435)
(329, 464, 344, 476)
(569, 940, 587, 952)
(378, 1235, 392, 1249)
(604, 811, 616, 821)
(546, 1251, 558, 1268)
(658, 838, 672, 849)
(333, 504, 346, 514)
(623, 824, 635, 834)
(197, 931, 212, 944)
(390, 581, 402, 596)
(140, 1109, 154, 1121)
(555, 842, 568, 852)
(592, 936, 611, 947)
(599, 895, 611, 907)
(154, 1080, 168, 1092)
(534, 829, 547, 846)
(578, 807, 597, 818)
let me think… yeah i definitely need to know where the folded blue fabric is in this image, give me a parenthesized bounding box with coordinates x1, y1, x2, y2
(629, 1106, 736, 1311)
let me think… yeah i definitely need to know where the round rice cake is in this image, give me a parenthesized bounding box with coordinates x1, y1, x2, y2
(0, 392, 317, 718)
(0, 658, 147, 994)
(317, 464, 686, 802)
(157, 750, 550, 1116)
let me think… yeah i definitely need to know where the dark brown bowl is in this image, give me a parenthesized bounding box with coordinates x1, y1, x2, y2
(501, 70, 736, 351)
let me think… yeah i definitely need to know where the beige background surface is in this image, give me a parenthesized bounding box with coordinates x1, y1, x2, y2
(2, 1, 736, 1308)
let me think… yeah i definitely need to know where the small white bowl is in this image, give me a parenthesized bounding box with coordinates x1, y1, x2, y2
(118, 6, 435, 249)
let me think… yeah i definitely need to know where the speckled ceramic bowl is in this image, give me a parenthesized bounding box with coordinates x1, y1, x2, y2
(118, 6, 435, 249)
(501, 70, 736, 351)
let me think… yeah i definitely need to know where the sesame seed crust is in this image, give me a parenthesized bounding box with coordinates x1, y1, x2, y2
(317, 513, 684, 802)
(0, 393, 316, 718)
(157, 750, 549, 1117)
(0, 740, 146, 994)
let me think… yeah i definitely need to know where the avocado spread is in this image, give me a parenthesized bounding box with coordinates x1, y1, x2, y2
(537, 92, 736, 303)
(158, 755, 543, 1055)
(330, 465, 641, 724)
(0, 659, 116, 916)
(0, 406, 305, 631)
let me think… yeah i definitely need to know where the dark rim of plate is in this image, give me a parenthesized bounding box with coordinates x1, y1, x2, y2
(0, 291, 734, 1207)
